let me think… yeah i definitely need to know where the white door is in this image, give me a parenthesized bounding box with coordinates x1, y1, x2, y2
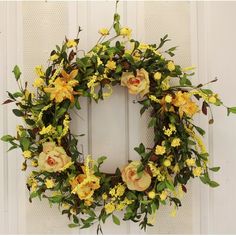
(1, 1, 236, 234)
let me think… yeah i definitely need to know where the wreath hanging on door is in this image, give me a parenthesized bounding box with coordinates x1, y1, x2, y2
(2, 2, 236, 233)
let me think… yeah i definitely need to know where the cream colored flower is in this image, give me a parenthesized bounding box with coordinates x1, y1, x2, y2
(38, 142, 71, 172)
(121, 69, 150, 97)
(121, 160, 151, 191)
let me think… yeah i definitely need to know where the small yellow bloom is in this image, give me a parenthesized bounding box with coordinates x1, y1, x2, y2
(193, 167, 203, 177)
(167, 61, 175, 71)
(84, 197, 94, 206)
(163, 159, 171, 167)
(31, 160, 38, 167)
(170, 206, 177, 217)
(161, 77, 170, 91)
(98, 28, 109, 36)
(35, 65, 45, 77)
(148, 191, 156, 199)
(33, 78, 44, 88)
(186, 158, 196, 167)
(209, 96, 217, 104)
(173, 164, 180, 174)
(62, 203, 70, 210)
(50, 54, 59, 61)
(104, 202, 116, 214)
(116, 203, 125, 211)
(155, 145, 166, 155)
(70, 208, 77, 215)
(106, 60, 116, 70)
(154, 71, 162, 80)
(66, 39, 77, 48)
(39, 124, 55, 135)
(120, 27, 132, 38)
(165, 94, 172, 103)
(45, 179, 55, 189)
(159, 190, 168, 201)
(171, 138, 181, 147)
(23, 150, 32, 159)
(149, 95, 160, 103)
(116, 184, 125, 197)
(102, 193, 108, 200)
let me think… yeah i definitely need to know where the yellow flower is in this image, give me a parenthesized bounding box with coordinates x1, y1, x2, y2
(209, 96, 217, 104)
(148, 191, 156, 199)
(116, 184, 126, 197)
(105, 60, 116, 70)
(165, 94, 172, 103)
(163, 159, 171, 167)
(84, 197, 94, 206)
(70, 208, 77, 215)
(161, 77, 170, 91)
(116, 202, 125, 211)
(186, 158, 196, 167)
(154, 71, 162, 80)
(167, 61, 175, 71)
(121, 161, 151, 191)
(45, 179, 55, 188)
(193, 167, 203, 177)
(121, 69, 150, 97)
(66, 39, 77, 48)
(23, 150, 32, 159)
(31, 160, 38, 167)
(50, 54, 59, 61)
(98, 28, 109, 36)
(170, 206, 177, 217)
(44, 69, 78, 103)
(38, 142, 72, 172)
(104, 202, 116, 214)
(120, 27, 132, 38)
(71, 156, 100, 200)
(171, 138, 181, 147)
(149, 95, 160, 103)
(35, 65, 45, 77)
(102, 193, 108, 200)
(39, 124, 55, 135)
(155, 145, 166, 155)
(173, 164, 180, 174)
(159, 190, 168, 201)
(33, 78, 44, 88)
(173, 91, 199, 118)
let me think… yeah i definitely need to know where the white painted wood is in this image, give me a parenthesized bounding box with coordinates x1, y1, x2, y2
(196, 2, 236, 234)
(0, 2, 8, 234)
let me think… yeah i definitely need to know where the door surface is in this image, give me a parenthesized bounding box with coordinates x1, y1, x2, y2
(1, 1, 236, 235)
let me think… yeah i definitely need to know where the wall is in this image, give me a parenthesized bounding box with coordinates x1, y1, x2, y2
(1, 1, 236, 234)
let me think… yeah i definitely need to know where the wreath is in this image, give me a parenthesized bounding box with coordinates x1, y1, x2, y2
(2, 2, 236, 233)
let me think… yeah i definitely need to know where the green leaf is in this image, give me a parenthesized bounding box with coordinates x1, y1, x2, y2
(20, 137, 30, 151)
(68, 223, 79, 228)
(75, 99, 81, 110)
(156, 181, 166, 192)
(148, 118, 156, 128)
(112, 214, 120, 225)
(227, 107, 236, 116)
(97, 156, 107, 165)
(209, 167, 220, 172)
(12, 65, 21, 81)
(194, 126, 205, 136)
(208, 180, 220, 188)
(55, 107, 67, 120)
(165, 180, 175, 191)
(12, 109, 24, 117)
(1, 135, 14, 142)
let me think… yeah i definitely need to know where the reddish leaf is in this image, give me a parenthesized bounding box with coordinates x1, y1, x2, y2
(2, 99, 14, 105)
(202, 101, 208, 115)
